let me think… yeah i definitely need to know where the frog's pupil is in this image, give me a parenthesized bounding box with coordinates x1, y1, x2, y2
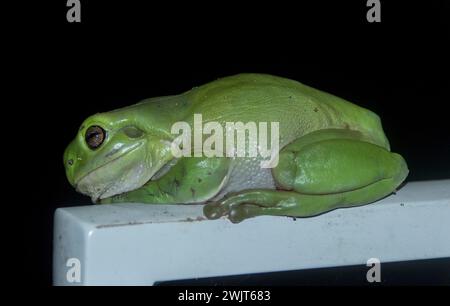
(85, 125, 105, 149)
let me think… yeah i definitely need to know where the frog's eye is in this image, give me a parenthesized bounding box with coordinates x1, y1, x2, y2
(85, 125, 106, 150)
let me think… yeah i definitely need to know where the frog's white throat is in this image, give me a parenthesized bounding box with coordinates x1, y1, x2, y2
(76, 155, 177, 203)
(76, 160, 150, 202)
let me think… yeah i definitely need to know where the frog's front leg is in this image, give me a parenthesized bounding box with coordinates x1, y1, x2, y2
(101, 157, 231, 204)
(204, 129, 408, 223)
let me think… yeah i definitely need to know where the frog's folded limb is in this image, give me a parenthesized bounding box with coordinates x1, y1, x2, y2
(204, 129, 408, 223)
(101, 157, 231, 204)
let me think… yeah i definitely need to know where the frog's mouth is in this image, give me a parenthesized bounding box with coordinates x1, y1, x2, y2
(75, 144, 150, 202)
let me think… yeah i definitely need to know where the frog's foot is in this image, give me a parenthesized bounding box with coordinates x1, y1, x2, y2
(202, 200, 230, 220)
(203, 189, 289, 223)
(204, 201, 268, 223)
(228, 204, 282, 223)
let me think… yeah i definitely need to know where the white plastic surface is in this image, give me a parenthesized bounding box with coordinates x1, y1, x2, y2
(53, 180, 450, 285)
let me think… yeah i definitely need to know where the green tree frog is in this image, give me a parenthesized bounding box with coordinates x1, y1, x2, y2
(64, 74, 408, 223)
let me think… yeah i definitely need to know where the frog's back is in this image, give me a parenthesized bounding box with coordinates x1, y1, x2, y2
(186, 73, 390, 149)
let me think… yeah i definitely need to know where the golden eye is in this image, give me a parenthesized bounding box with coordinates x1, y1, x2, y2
(85, 125, 106, 150)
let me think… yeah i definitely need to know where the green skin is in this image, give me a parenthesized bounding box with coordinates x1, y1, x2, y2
(64, 74, 408, 223)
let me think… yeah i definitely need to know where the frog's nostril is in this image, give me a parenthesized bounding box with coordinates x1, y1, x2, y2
(68, 159, 74, 166)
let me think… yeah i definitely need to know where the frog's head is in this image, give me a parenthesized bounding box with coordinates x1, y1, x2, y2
(63, 112, 173, 202)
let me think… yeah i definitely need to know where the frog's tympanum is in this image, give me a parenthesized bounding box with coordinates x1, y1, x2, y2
(64, 74, 408, 223)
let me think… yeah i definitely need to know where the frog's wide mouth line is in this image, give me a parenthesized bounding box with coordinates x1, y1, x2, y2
(74, 142, 143, 188)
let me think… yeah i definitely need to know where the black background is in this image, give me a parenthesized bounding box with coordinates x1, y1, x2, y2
(15, 0, 449, 286)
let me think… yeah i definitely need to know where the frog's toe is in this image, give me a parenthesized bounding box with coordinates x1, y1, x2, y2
(203, 202, 226, 219)
(228, 204, 261, 223)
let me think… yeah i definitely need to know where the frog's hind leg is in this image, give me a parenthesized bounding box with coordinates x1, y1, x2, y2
(204, 129, 408, 223)
(205, 176, 404, 223)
